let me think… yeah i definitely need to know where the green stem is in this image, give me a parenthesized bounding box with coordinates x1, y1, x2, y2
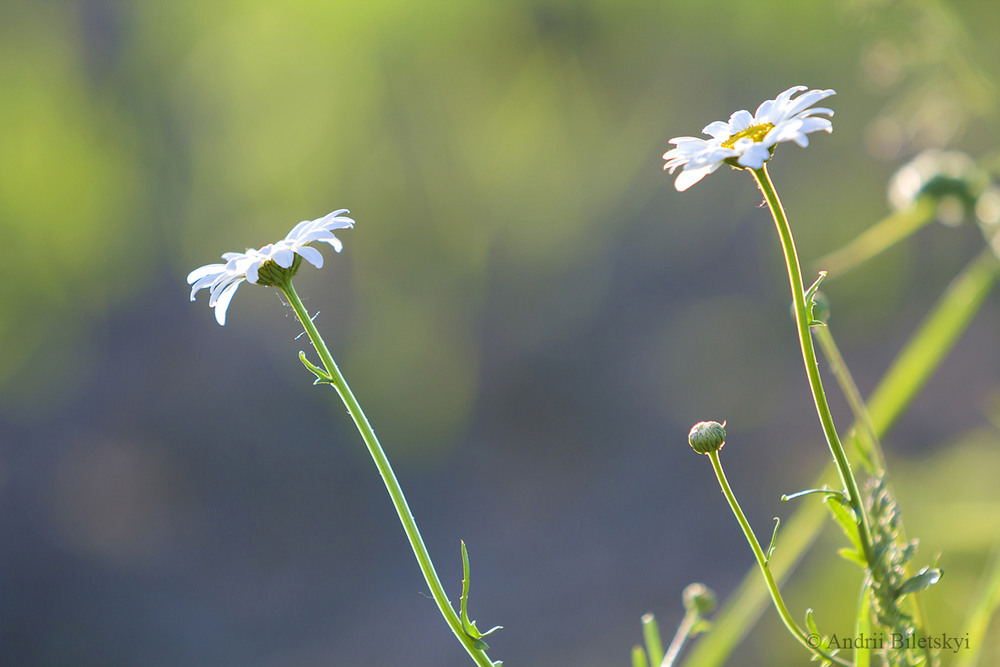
(660, 611, 696, 667)
(751, 165, 874, 567)
(280, 281, 496, 667)
(706, 450, 851, 667)
(814, 325, 932, 642)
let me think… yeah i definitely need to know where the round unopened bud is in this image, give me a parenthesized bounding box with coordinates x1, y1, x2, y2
(688, 420, 726, 454)
(888, 150, 988, 224)
(682, 583, 717, 616)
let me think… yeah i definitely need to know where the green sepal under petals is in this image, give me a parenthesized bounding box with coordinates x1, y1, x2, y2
(255, 254, 302, 288)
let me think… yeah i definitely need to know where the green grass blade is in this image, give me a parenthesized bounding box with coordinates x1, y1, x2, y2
(865, 248, 1000, 435)
(642, 613, 665, 666)
(812, 197, 937, 278)
(953, 545, 1000, 667)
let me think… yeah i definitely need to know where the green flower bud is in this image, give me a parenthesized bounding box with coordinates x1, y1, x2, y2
(688, 420, 726, 454)
(682, 583, 717, 616)
(888, 150, 989, 225)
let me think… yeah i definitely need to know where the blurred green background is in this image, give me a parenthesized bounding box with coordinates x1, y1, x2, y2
(2, 0, 999, 665)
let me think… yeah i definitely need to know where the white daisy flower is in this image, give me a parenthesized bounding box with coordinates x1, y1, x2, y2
(187, 209, 355, 325)
(663, 86, 836, 191)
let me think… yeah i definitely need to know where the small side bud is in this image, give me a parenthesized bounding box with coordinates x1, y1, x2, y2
(682, 583, 717, 616)
(688, 420, 726, 454)
(888, 150, 989, 225)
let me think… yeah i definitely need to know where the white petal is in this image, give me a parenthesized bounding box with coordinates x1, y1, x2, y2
(296, 245, 324, 268)
(288, 219, 317, 241)
(782, 89, 836, 119)
(318, 236, 344, 252)
(701, 121, 731, 138)
(674, 165, 713, 191)
(315, 209, 354, 230)
(245, 260, 262, 284)
(736, 143, 771, 169)
(270, 247, 295, 268)
(189, 273, 221, 301)
(728, 110, 753, 133)
(187, 263, 224, 284)
(213, 281, 242, 325)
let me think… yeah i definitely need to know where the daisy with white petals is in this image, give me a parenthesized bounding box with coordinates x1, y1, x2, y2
(663, 86, 835, 191)
(187, 209, 355, 325)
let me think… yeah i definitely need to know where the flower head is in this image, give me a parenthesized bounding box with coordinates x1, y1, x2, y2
(663, 86, 835, 191)
(187, 209, 354, 325)
(688, 420, 727, 454)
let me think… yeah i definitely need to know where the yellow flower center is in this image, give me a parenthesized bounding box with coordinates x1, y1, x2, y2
(721, 123, 774, 149)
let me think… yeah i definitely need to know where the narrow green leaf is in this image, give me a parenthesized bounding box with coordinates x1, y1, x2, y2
(298, 351, 332, 384)
(865, 248, 1000, 436)
(781, 487, 844, 503)
(836, 547, 868, 568)
(823, 496, 865, 559)
(954, 545, 1000, 667)
(641, 613, 665, 666)
(895, 567, 943, 597)
(804, 608, 820, 637)
(459, 541, 502, 642)
(854, 582, 872, 667)
(766, 518, 780, 563)
(632, 645, 650, 667)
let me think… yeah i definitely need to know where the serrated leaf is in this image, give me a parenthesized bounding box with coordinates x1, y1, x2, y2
(298, 351, 332, 384)
(459, 541, 502, 642)
(805, 608, 821, 637)
(896, 567, 943, 597)
(824, 496, 865, 560)
(766, 517, 780, 563)
(804, 272, 828, 326)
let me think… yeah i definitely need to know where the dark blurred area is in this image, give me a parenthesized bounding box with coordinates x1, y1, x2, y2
(2, 1, 1000, 665)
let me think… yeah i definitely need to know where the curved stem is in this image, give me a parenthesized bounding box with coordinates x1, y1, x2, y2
(707, 450, 852, 667)
(281, 282, 496, 667)
(751, 165, 874, 567)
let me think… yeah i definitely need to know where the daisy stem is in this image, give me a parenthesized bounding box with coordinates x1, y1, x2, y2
(706, 449, 852, 667)
(279, 281, 496, 667)
(751, 165, 874, 567)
